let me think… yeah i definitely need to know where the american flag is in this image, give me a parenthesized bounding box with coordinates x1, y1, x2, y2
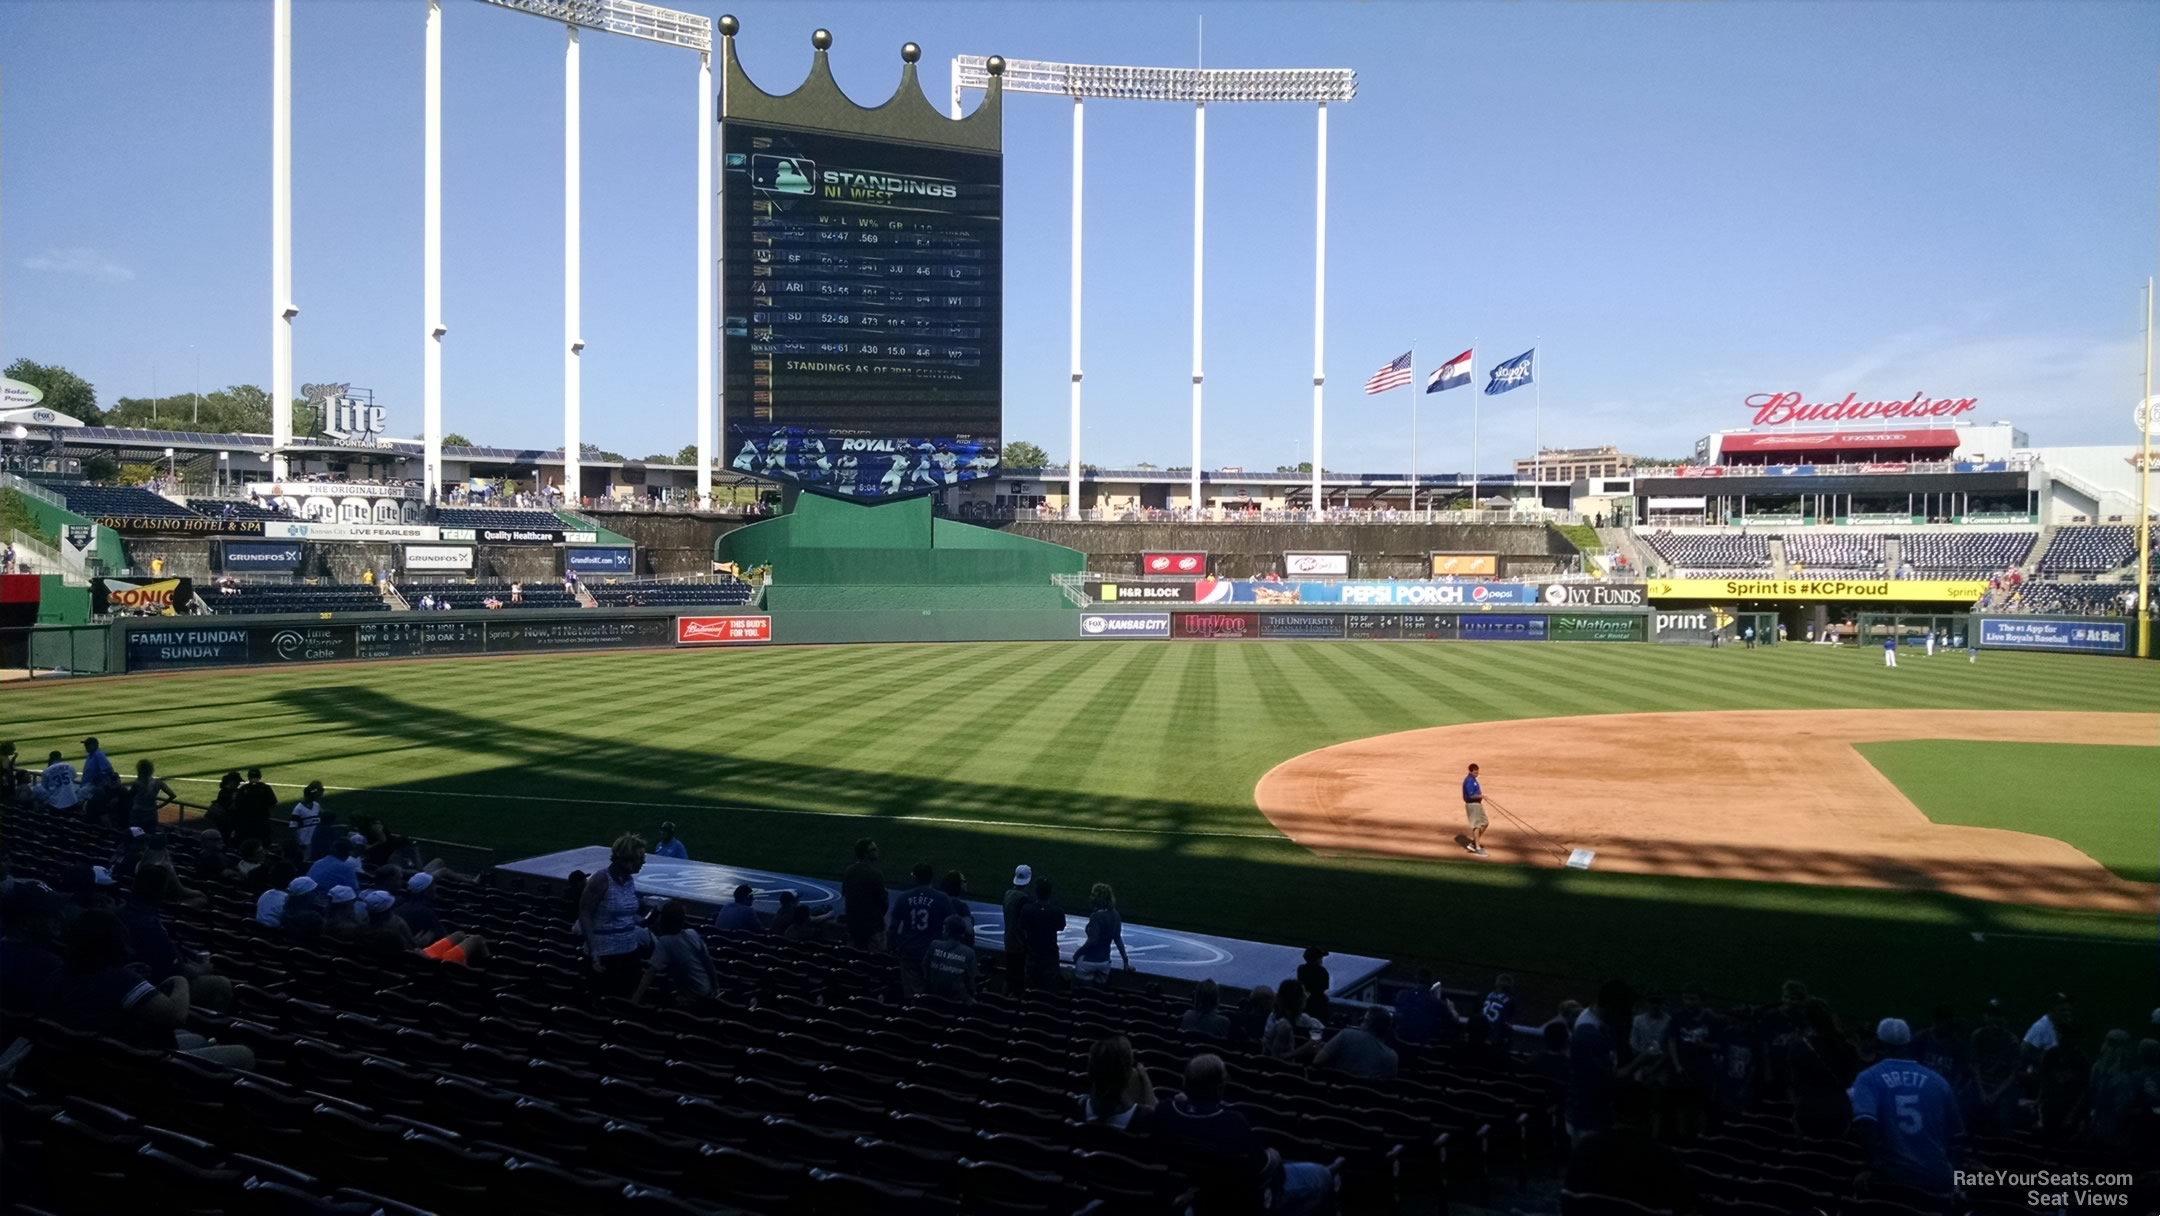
(1363, 351, 1414, 395)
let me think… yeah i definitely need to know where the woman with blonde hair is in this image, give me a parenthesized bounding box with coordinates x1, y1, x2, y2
(578, 833, 653, 998)
(1072, 881, 1130, 984)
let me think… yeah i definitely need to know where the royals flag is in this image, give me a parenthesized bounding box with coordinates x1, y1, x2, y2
(1363, 351, 1415, 395)
(1485, 348, 1535, 395)
(1426, 349, 1472, 393)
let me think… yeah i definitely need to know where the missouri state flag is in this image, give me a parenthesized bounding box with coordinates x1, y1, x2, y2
(1426, 349, 1472, 393)
(1485, 347, 1535, 395)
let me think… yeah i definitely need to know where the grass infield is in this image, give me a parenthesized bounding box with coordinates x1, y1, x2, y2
(1855, 740, 2159, 885)
(6, 640, 2155, 1017)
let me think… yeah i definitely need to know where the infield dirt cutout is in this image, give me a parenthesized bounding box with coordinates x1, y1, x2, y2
(1254, 710, 2158, 912)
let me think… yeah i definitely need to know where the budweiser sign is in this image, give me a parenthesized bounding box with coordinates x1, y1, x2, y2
(1746, 391, 1977, 427)
(676, 615, 772, 645)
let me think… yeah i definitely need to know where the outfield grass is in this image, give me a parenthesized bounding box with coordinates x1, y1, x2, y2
(1856, 740, 2159, 884)
(6, 640, 2156, 1016)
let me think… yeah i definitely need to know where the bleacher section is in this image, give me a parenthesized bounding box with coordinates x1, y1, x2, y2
(188, 498, 295, 521)
(1897, 531, 2035, 576)
(55, 484, 201, 521)
(2035, 526, 2136, 575)
(1780, 533, 1881, 575)
(434, 508, 570, 531)
(205, 584, 388, 615)
(1640, 530, 1771, 576)
(410, 582, 580, 611)
(1995, 581, 2138, 617)
(588, 578, 756, 608)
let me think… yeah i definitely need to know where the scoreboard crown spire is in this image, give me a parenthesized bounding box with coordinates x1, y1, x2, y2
(719, 16, 1002, 153)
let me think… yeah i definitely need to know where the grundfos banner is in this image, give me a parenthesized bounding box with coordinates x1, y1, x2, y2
(1079, 612, 1172, 639)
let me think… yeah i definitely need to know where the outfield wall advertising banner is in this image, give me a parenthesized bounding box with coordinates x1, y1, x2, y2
(676, 615, 773, 645)
(1460, 614, 1548, 641)
(1430, 553, 1499, 577)
(1648, 578, 1986, 603)
(1541, 583, 1648, 607)
(264, 520, 442, 543)
(1173, 612, 1259, 639)
(95, 514, 265, 536)
(221, 542, 306, 570)
(1078, 612, 1172, 639)
(1222, 580, 1543, 606)
(1283, 552, 1350, 577)
(93, 577, 194, 616)
(1653, 610, 1715, 644)
(1085, 581, 1195, 603)
(124, 615, 678, 671)
(1551, 613, 1647, 642)
(566, 547, 636, 574)
(1257, 613, 1348, 639)
(403, 545, 475, 572)
(1344, 613, 1459, 640)
(1977, 617, 2128, 654)
(1140, 551, 1207, 576)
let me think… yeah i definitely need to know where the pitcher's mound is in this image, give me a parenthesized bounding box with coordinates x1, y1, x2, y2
(1253, 709, 2156, 912)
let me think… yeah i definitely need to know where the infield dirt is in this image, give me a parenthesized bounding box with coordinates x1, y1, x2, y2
(1253, 710, 2158, 913)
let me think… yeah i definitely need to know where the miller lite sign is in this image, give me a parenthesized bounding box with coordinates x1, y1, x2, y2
(305, 383, 386, 447)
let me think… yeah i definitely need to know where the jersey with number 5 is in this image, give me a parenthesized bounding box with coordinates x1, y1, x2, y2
(1849, 1059, 1962, 1192)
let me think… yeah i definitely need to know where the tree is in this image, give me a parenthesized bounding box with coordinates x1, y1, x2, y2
(675, 443, 701, 465)
(4, 359, 101, 425)
(1001, 440, 1049, 469)
(102, 384, 311, 437)
(1134, 461, 1159, 471)
(441, 432, 473, 447)
(1275, 461, 1314, 475)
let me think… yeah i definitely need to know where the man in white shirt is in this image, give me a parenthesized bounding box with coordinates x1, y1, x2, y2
(39, 751, 79, 810)
(2023, 993, 2072, 1061)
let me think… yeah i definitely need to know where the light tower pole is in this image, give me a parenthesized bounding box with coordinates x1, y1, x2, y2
(952, 57, 1356, 520)
(270, 0, 294, 479)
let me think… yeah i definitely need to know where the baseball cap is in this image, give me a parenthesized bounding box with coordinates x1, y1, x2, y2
(89, 866, 116, 887)
(406, 872, 434, 893)
(129, 826, 146, 838)
(1011, 864, 1032, 886)
(327, 886, 356, 906)
(362, 890, 395, 912)
(1876, 1018, 1912, 1046)
(350, 833, 368, 847)
(287, 876, 319, 896)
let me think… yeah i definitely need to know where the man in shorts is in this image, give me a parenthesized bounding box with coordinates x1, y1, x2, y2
(1462, 763, 1490, 856)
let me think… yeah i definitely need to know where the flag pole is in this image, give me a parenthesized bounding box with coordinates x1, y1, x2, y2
(1409, 346, 1419, 515)
(1469, 340, 1479, 515)
(1532, 337, 1543, 512)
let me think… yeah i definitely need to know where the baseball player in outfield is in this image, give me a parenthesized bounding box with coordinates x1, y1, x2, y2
(1883, 633, 1898, 668)
(1461, 763, 1490, 856)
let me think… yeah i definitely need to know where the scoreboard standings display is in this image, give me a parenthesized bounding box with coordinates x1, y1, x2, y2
(723, 121, 1003, 498)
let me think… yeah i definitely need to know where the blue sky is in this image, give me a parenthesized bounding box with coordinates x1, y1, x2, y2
(3, 0, 2156, 472)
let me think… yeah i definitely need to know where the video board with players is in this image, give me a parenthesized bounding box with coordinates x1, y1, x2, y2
(722, 121, 1002, 499)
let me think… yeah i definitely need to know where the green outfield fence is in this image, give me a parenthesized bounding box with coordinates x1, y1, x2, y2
(1, 624, 115, 680)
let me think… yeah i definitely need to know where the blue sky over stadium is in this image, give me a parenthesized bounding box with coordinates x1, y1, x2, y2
(3, 0, 2155, 469)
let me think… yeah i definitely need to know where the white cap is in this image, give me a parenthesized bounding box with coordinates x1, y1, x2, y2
(90, 866, 116, 886)
(406, 872, 433, 893)
(327, 885, 357, 905)
(362, 890, 395, 912)
(1876, 1017, 1912, 1046)
(287, 876, 318, 896)
(1011, 865, 1032, 886)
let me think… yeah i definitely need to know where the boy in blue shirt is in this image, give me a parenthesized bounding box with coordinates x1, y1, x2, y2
(1851, 1018, 1963, 1197)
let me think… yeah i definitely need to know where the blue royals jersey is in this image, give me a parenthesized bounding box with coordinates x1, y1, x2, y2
(1849, 1057, 1962, 1191)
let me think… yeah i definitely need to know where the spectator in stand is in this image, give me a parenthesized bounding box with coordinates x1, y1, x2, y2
(1569, 979, 1641, 1145)
(922, 914, 978, 1003)
(80, 737, 119, 797)
(1080, 1034, 1158, 1127)
(1072, 882, 1131, 984)
(322, 886, 363, 942)
(230, 839, 268, 891)
(1238, 984, 1277, 1042)
(1664, 984, 1720, 1140)
(889, 862, 954, 990)
(578, 833, 653, 998)
(652, 821, 687, 860)
(2036, 1018, 2090, 1140)
(1296, 948, 1332, 1023)
(38, 750, 78, 811)
(189, 829, 233, 887)
(1631, 991, 1676, 1090)
(1315, 1006, 1400, 1080)
(1396, 971, 1461, 1048)
(1021, 876, 1068, 992)
(1262, 978, 1321, 1063)
(841, 838, 887, 950)
(56, 910, 253, 1068)
(253, 867, 300, 926)
(0, 885, 63, 1012)
(357, 889, 414, 954)
(288, 781, 328, 854)
(709, 884, 762, 934)
(1001, 864, 1034, 996)
(1528, 1022, 1572, 1088)
(421, 932, 489, 967)
(280, 876, 327, 940)
(1479, 972, 1519, 1053)
(938, 871, 972, 938)
(632, 899, 714, 1006)
(121, 867, 232, 1010)
(126, 760, 176, 832)
(1788, 997, 1860, 1139)
(1564, 1078, 1698, 1214)
(200, 770, 242, 835)
(233, 768, 278, 844)
(1850, 1018, 1963, 1198)
(2081, 1029, 2139, 1154)
(397, 871, 442, 943)
(1911, 1004, 1970, 1094)
(306, 834, 364, 892)
(1142, 1053, 1333, 1215)
(1180, 979, 1232, 1039)
(2024, 993, 2074, 1063)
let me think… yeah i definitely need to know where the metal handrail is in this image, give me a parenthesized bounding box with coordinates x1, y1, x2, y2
(0, 471, 67, 508)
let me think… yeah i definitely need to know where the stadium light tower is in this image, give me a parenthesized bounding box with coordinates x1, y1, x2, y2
(953, 57, 1355, 519)
(421, 0, 713, 503)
